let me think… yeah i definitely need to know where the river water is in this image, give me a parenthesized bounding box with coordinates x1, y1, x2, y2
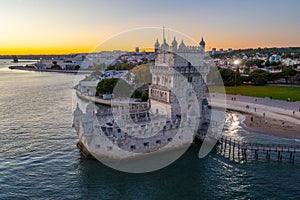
(0, 59, 300, 199)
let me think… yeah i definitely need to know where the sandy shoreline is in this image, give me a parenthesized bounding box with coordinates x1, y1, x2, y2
(242, 113, 300, 139)
(208, 93, 300, 139)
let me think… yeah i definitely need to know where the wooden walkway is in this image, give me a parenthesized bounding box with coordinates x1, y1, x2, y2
(217, 136, 300, 163)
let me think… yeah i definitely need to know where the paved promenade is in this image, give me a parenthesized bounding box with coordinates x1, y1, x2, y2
(207, 93, 300, 126)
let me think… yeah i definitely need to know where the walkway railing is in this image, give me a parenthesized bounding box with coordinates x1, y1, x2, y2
(217, 136, 300, 163)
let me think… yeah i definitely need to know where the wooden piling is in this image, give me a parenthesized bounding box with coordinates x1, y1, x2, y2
(255, 150, 258, 160)
(215, 136, 299, 163)
(266, 150, 270, 161)
(238, 142, 240, 160)
(232, 142, 234, 158)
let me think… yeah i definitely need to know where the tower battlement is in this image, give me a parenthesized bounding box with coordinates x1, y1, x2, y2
(154, 37, 206, 53)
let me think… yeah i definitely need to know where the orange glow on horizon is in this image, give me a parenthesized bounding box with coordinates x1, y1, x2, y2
(0, 47, 94, 55)
(0, 37, 299, 55)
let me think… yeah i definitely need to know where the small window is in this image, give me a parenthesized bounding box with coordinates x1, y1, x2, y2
(130, 145, 136, 150)
(156, 140, 161, 144)
(179, 135, 183, 139)
(144, 142, 149, 147)
(168, 138, 172, 142)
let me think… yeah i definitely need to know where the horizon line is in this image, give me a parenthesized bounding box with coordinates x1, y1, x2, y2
(1, 46, 300, 56)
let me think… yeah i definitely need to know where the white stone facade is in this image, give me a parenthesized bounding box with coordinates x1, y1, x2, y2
(150, 37, 209, 122)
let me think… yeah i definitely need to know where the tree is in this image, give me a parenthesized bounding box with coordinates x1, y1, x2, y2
(141, 91, 149, 102)
(219, 68, 242, 86)
(291, 73, 300, 84)
(131, 90, 142, 98)
(91, 63, 106, 71)
(75, 65, 80, 70)
(113, 79, 134, 97)
(107, 62, 136, 71)
(245, 59, 264, 68)
(91, 70, 102, 77)
(96, 78, 118, 94)
(51, 61, 62, 70)
(132, 64, 152, 86)
(235, 67, 242, 85)
(281, 66, 297, 83)
(243, 67, 250, 74)
(96, 78, 133, 97)
(130, 88, 148, 101)
(207, 66, 220, 84)
(268, 72, 283, 82)
(249, 69, 269, 85)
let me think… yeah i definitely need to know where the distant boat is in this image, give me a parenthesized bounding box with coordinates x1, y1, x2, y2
(12, 56, 18, 63)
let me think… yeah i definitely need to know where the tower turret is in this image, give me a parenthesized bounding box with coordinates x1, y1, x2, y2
(86, 101, 96, 116)
(171, 37, 178, 52)
(178, 40, 186, 51)
(161, 38, 169, 52)
(199, 37, 206, 51)
(154, 38, 160, 53)
(73, 103, 83, 131)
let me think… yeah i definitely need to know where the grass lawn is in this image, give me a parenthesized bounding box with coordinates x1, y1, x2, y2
(208, 85, 300, 102)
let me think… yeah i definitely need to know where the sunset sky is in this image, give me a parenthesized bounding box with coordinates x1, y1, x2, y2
(1, 0, 300, 55)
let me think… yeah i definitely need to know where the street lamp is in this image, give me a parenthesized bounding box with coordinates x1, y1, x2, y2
(233, 60, 240, 66)
(233, 60, 240, 95)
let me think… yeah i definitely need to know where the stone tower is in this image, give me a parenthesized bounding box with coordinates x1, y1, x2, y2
(149, 36, 209, 122)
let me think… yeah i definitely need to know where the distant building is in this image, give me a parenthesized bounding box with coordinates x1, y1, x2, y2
(269, 55, 281, 63)
(36, 57, 82, 70)
(103, 94, 113, 100)
(135, 47, 139, 53)
(211, 48, 217, 55)
(12, 55, 18, 63)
